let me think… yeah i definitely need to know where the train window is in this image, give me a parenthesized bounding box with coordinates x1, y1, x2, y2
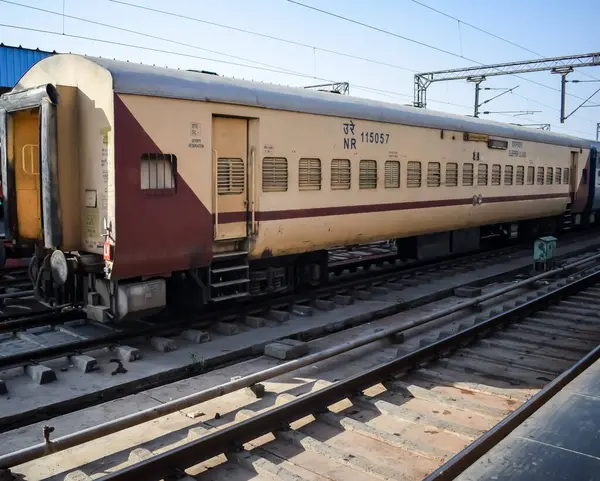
(446, 163, 458, 187)
(407, 161, 422, 188)
(491, 164, 501, 186)
(582, 168, 588, 185)
(477, 164, 488, 186)
(140, 153, 177, 190)
(427, 162, 441, 187)
(331, 159, 351, 190)
(504, 165, 513, 185)
(537, 167, 544, 185)
(359, 160, 378, 189)
(563, 168, 570, 184)
(527, 166, 534, 185)
(516, 166, 524, 185)
(262, 157, 288, 192)
(299, 158, 321, 191)
(384, 161, 400, 188)
(462, 163, 474, 186)
(217, 158, 244, 195)
(556, 168, 562, 184)
(546, 167, 553, 185)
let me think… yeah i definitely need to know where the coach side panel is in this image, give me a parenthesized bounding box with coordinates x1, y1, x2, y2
(109, 94, 584, 276)
(249, 113, 578, 258)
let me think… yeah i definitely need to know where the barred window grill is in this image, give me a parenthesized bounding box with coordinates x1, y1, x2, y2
(516, 166, 525, 185)
(563, 168, 570, 184)
(462, 163, 474, 186)
(477, 164, 488, 186)
(427, 162, 441, 187)
(537, 167, 544, 185)
(504, 165, 513, 185)
(491, 164, 501, 186)
(359, 160, 377, 189)
(384, 160, 400, 188)
(217, 158, 244, 195)
(527, 166, 535, 185)
(446, 163, 458, 187)
(407, 161, 422, 188)
(262, 157, 288, 192)
(331, 159, 351, 190)
(141, 153, 176, 190)
(546, 167, 553, 185)
(299, 158, 321, 191)
(556, 168, 562, 185)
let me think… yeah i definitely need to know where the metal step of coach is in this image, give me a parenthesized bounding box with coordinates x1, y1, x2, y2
(562, 205, 573, 231)
(209, 251, 250, 302)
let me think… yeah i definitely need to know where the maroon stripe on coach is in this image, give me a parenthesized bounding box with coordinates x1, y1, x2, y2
(216, 192, 569, 224)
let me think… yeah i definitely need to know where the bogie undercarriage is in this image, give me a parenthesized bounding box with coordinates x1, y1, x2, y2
(23, 211, 597, 324)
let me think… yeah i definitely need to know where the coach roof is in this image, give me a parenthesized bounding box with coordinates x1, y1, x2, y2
(29, 54, 598, 148)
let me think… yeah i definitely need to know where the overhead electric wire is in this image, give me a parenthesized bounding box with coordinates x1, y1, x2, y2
(107, 0, 596, 130)
(410, 0, 543, 57)
(0, 21, 455, 113)
(410, 0, 600, 83)
(0, 2, 591, 137)
(0, 22, 319, 79)
(354, 85, 590, 137)
(286, 0, 598, 121)
(108, 0, 418, 73)
(0, 0, 306, 77)
(286, 0, 476, 63)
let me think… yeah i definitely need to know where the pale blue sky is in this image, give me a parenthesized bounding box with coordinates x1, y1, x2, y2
(1, 0, 598, 138)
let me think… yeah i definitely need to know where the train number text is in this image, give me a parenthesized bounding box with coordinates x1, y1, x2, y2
(361, 132, 390, 144)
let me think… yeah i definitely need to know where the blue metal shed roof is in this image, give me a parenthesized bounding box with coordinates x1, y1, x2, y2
(0, 44, 55, 88)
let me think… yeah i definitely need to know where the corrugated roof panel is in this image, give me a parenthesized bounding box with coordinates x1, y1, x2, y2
(87, 56, 594, 147)
(0, 45, 55, 88)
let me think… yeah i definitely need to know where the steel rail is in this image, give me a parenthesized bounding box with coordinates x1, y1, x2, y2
(0, 302, 77, 324)
(0, 244, 521, 371)
(92, 268, 600, 481)
(1, 250, 599, 471)
(422, 341, 600, 481)
(0, 308, 83, 333)
(0, 289, 33, 300)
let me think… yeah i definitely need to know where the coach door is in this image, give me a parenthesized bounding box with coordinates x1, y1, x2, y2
(11, 108, 42, 240)
(570, 151, 579, 201)
(212, 117, 248, 241)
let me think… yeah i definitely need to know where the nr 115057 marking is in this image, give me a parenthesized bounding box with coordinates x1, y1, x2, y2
(361, 132, 390, 144)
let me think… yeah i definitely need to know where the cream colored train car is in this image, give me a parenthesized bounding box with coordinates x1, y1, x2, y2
(0, 54, 597, 321)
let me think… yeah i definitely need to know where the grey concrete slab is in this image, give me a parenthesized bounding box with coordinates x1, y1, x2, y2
(455, 357, 600, 481)
(457, 436, 600, 481)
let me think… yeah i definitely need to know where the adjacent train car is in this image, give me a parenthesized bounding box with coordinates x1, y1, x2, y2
(0, 54, 598, 322)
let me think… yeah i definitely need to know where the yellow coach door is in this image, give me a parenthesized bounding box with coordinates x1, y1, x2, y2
(212, 117, 248, 241)
(12, 108, 42, 240)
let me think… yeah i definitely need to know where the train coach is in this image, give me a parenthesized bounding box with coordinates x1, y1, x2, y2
(0, 54, 599, 322)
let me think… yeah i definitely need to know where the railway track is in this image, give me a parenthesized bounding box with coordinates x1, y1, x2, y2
(0, 241, 525, 372)
(73, 258, 600, 481)
(1, 243, 600, 480)
(0, 233, 599, 435)
(0, 264, 49, 319)
(0, 239, 492, 327)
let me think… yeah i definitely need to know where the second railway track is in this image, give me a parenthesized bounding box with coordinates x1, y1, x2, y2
(0, 233, 598, 434)
(88, 257, 600, 481)
(2, 241, 600, 480)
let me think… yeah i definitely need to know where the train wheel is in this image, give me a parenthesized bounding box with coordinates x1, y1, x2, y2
(28, 255, 40, 285)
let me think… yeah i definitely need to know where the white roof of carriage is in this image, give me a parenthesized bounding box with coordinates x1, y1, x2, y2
(53, 55, 600, 148)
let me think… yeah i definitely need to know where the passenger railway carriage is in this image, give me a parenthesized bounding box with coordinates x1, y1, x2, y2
(0, 54, 599, 322)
